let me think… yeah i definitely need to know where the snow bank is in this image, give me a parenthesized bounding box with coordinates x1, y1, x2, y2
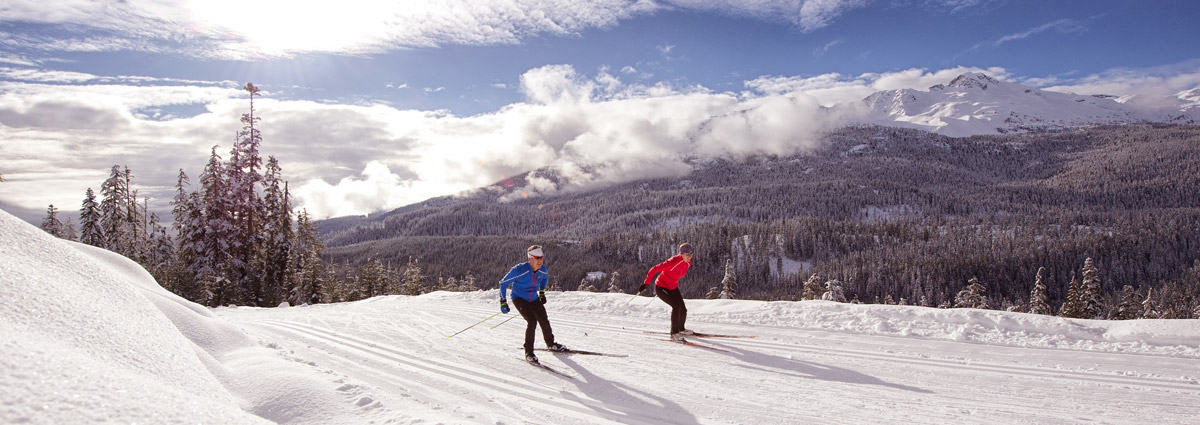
(459, 289, 1200, 358)
(0, 209, 358, 424)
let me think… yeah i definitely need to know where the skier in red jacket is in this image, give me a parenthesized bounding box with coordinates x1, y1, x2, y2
(639, 243, 695, 342)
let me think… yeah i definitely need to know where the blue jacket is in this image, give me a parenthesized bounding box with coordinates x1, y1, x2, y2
(499, 262, 548, 302)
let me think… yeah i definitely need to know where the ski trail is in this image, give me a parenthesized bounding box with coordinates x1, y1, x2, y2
(243, 318, 688, 425)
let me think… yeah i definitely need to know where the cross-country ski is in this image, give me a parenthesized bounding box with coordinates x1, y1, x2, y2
(643, 330, 757, 339)
(534, 347, 629, 357)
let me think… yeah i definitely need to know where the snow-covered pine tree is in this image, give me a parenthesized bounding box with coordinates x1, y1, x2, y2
(79, 188, 103, 247)
(462, 272, 478, 291)
(99, 165, 129, 253)
(821, 279, 847, 302)
(199, 148, 239, 306)
(356, 258, 387, 298)
(883, 294, 895, 305)
(607, 271, 622, 293)
(401, 257, 426, 296)
(1028, 267, 1052, 315)
(1058, 272, 1082, 318)
(62, 217, 77, 241)
(1193, 303, 1200, 320)
(801, 273, 824, 300)
(259, 158, 293, 306)
(577, 278, 597, 292)
(289, 209, 325, 305)
(719, 259, 737, 299)
(228, 84, 268, 306)
(1113, 285, 1141, 320)
(953, 277, 989, 309)
(1079, 258, 1103, 319)
(41, 204, 66, 238)
(1141, 287, 1162, 319)
(705, 287, 720, 299)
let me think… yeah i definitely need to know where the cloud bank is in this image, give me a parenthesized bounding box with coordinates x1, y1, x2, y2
(3, 61, 1199, 221)
(0, 1, 880, 59)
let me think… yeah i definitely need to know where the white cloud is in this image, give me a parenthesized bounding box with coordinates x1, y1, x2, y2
(814, 38, 843, 58)
(5, 61, 1197, 221)
(424, 87, 446, 93)
(994, 18, 1086, 46)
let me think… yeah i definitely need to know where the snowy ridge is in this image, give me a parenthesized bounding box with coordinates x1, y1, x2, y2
(4, 207, 1200, 424)
(855, 72, 1200, 137)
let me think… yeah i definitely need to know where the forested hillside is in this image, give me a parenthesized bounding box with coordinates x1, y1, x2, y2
(318, 125, 1200, 318)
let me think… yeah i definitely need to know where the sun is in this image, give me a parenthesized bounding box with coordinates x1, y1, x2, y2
(184, 0, 391, 55)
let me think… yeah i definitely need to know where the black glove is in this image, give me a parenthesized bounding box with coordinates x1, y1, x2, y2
(500, 299, 510, 314)
(537, 290, 547, 304)
(637, 284, 649, 294)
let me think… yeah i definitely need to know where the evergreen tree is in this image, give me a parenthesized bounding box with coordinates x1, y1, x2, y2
(1193, 304, 1200, 320)
(953, 277, 989, 309)
(821, 279, 847, 302)
(401, 257, 426, 296)
(290, 209, 325, 305)
(1059, 272, 1083, 318)
(577, 278, 597, 292)
(462, 272, 478, 291)
(607, 271, 622, 293)
(1079, 258, 1103, 319)
(718, 259, 737, 299)
(99, 165, 129, 253)
(1113, 285, 1141, 320)
(79, 188, 103, 247)
(62, 217, 78, 241)
(259, 158, 294, 306)
(1141, 287, 1162, 319)
(40, 204, 66, 238)
(705, 287, 720, 299)
(801, 273, 824, 300)
(441, 276, 458, 292)
(199, 147, 238, 306)
(1027, 267, 1052, 315)
(169, 170, 205, 300)
(357, 258, 388, 298)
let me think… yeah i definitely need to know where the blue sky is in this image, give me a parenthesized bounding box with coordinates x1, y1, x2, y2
(1, 0, 1199, 223)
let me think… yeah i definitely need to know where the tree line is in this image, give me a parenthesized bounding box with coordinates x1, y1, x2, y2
(319, 125, 1200, 319)
(36, 84, 437, 307)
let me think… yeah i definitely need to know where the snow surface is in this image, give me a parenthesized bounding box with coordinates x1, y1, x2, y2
(855, 73, 1200, 137)
(4, 207, 1200, 424)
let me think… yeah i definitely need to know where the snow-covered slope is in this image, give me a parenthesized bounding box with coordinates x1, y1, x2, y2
(856, 72, 1199, 137)
(4, 207, 1200, 424)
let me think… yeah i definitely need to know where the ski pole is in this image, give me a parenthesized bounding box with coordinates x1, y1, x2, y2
(447, 312, 500, 338)
(489, 314, 519, 329)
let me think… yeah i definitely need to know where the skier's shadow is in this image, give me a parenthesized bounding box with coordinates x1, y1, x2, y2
(707, 341, 932, 393)
(552, 355, 702, 425)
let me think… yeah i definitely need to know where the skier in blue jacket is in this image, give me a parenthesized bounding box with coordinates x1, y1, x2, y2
(499, 245, 566, 363)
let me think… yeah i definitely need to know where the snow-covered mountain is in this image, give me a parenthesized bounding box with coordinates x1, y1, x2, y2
(856, 72, 1199, 137)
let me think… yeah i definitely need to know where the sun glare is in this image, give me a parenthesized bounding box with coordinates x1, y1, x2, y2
(185, 0, 391, 54)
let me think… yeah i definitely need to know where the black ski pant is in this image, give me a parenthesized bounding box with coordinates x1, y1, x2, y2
(655, 286, 688, 334)
(512, 297, 556, 355)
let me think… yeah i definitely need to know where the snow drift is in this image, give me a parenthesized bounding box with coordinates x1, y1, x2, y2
(3, 206, 1200, 424)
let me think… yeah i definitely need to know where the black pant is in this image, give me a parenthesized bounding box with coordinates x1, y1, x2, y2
(512, 298, 555, 355)
(655, 286, 688, 334)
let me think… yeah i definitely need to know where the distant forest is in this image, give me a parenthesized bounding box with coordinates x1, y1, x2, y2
(319, 125, 1200, 319)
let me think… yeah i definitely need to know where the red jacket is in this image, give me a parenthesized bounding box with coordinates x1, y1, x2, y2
(644, 255, 691, 290)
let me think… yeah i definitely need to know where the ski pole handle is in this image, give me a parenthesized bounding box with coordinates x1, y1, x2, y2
(489, 314, 519, 329)
(447, 312, 500, 338)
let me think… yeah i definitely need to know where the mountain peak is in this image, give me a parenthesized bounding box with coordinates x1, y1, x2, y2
(946, 73, 1001, 90)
